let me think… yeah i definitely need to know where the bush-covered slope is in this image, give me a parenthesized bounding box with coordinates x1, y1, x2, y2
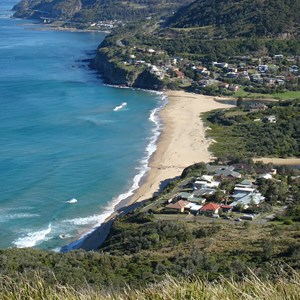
(167, 0, 300, 38)
(13, 0, 193, 22)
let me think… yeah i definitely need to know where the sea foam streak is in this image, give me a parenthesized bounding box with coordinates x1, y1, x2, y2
(67, 198, 78, 204)
(113, 102, 127, 111)
(13, 223, 52, 248)
(0, 213, 39, 223)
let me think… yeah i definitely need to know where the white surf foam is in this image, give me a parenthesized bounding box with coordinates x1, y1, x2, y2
(106, 95, 166, 207)
(62, 214, 104, 226)
(61, 93, 167, 252)
(113, 102, 127, 111)
(13, 223, 52, 248)
(67, 198, 78, 204)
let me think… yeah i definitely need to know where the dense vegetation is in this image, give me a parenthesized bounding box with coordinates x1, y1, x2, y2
(13, 0, 192, 22)
(167, 0, 300, 38)
(205, 99, 300, 159)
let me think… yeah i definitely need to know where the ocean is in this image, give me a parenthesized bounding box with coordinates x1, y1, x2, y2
(0, 0, 164, 251)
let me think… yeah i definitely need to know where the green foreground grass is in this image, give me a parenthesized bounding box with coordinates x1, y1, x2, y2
(1, 270, 300, 300)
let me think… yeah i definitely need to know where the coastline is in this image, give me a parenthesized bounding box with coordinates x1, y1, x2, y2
(78, 90, 234, 251)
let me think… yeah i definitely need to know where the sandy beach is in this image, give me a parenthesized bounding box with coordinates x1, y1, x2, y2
(130, 90, 234, 203)
(79, 90, 233, 251)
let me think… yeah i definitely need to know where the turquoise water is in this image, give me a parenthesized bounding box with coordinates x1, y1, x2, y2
(0, 1, 164, 250)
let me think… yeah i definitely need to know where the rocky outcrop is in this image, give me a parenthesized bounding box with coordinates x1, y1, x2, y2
(91, 49, 165, 91)
(133, 70, 165, 90)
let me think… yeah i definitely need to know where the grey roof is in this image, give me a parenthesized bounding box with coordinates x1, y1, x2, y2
(207, 165, 235, 172)
(231, 193, 265, 207)
(193, 188, 216, 197)
(215, 168, 241, 178)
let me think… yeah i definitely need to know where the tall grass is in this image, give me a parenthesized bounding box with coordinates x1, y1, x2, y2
(1, 270, 299, 300)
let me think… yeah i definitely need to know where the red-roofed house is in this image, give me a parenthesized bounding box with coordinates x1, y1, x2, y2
(220, 204, 233, 213)
(200, 203, 220, 215)
(166, 200, 189, 213)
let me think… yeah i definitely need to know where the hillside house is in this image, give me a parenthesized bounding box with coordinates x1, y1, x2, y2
(166, 200, 189, 213)
(185, 202, 203, 214)
(193, 175, 220, 189)
(265, 115, 276, 123)
(249, 103, 268, 112)
(215, 168, 241, 178)
(220, 204, 233, 213)
(231, 192, 265, 208)
(193, 188, 216, 197)
(258, 65, 268, 73)
(200, 203, 221, 215)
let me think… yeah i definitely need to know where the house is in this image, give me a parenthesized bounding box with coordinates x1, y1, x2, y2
(229, 85, 240, 92)
(249, 103, 268, 112)
(193, 188, 216, 197)
(258, 65, 268, 73)
(220, 204, 233, 213)
(207, 165, 234, 173)
(274, 54, 284, 60)
(230, 192, 265, 208)
(265, 115, 276, 123)
(220, 82, 230, 89)
(289, 65, 299, 73)
(227, 67, 238, 73)
(213, 62, 228, 68)
(235, 179, 255, 189)
(176, 192, 193, 200)
(185, 202, 203, 214)
(215, 168, 241, 178)
(259, 173, 273, 179)
(276, 79, 285, 85)
(233, 186, 256, 196)
(174, 69, 184, 78)
(241, 214, 255, 220)
(166, 200, 189, 213)
(251, 75, 264, 84)
(200, 203, 221, 215)
(226, 72, 238, 79)
(193, 175, 220, 189)
(239, 71, 250, 80)
(188, 196, 206, 204)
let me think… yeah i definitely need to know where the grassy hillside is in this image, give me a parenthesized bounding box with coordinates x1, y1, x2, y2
(167, 0, 300, 38)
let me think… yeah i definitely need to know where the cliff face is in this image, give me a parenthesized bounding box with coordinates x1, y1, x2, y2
(92, 51, 131, 86)
(92, 50, 165, 90)
(133, 70, 165, 90)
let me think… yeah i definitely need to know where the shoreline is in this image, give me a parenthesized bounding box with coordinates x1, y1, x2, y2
(77, 90, 234, 251)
